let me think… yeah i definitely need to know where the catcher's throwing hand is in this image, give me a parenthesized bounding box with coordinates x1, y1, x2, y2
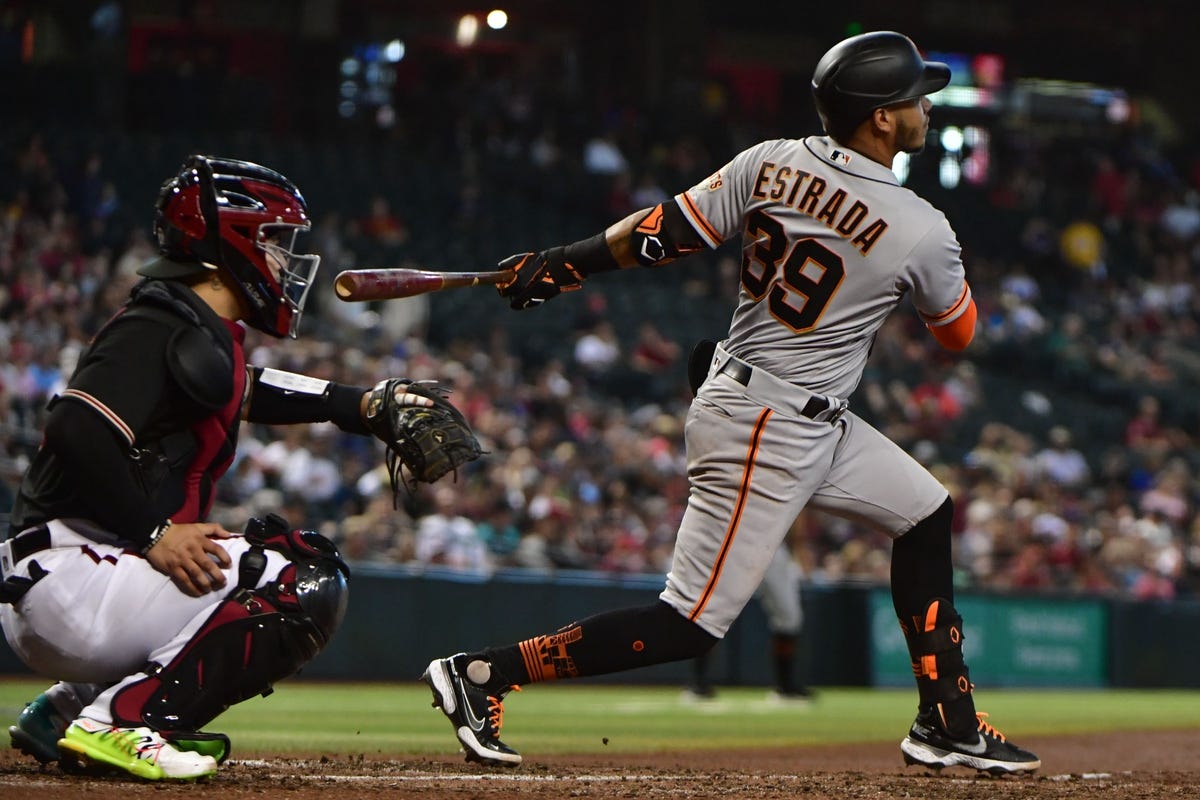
(145, 522, 232, 597)
(364, 378, 485, 503)
(497, 249, 584, 309)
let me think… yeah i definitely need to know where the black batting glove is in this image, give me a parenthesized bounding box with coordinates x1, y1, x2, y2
(496, 248, 585, 310)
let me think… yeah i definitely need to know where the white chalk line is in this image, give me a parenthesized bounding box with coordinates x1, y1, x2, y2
(0, 761, 1129, 787)
(219, 761, 1126, 784)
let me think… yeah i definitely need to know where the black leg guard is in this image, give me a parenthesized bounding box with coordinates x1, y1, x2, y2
(900, 597, 978, 739)
(110, 524, 349, 733)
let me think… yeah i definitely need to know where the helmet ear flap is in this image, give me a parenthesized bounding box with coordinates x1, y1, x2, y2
(185, 155, 225, 268)
(188, 155, 223, 263)
(154, 156, 223, 268)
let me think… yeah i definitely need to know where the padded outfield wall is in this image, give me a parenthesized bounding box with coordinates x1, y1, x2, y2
(1, 565, 1197, 688)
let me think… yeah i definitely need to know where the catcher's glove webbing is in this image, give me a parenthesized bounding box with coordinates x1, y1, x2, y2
(364, 379, 484, 503)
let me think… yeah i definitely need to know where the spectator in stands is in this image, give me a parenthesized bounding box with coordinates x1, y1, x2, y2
(583, 130, 628, 175)
(1159, 188, 1200, 242)
(415, 485, 492, 574)
(573, 320, 621, 376)
(338, 493, 416, 564)
(1138, 462, 1190, 530)
(475, 500, 521, 565)
(1033, 426, 1091, 490)
(1090, 154, 1129, 224)
(357, 194, 409, 249)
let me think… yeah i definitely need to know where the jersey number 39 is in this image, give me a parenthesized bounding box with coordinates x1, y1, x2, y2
(741, 209, 845, 333)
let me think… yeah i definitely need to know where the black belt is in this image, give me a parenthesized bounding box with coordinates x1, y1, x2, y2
(717, 359, 831, 419)
(1, 525, 51, 604)
(6, 526, 52, 565)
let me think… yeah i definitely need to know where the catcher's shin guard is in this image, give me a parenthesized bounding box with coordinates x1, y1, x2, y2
(110, 530, 348, 732)
(900, 598, 977, 739)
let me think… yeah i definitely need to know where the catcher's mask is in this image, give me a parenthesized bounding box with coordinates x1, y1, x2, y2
(141, 154, 320, 339)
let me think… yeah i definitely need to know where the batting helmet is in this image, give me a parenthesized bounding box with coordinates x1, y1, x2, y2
(140, 155, 320, 339)
(811, 31, 950, 141)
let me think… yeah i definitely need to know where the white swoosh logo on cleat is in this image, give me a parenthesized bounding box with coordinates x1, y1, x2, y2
(460, 694, 489, 734)
(961, 734, 988, 755)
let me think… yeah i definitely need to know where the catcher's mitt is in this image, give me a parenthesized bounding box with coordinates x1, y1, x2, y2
(364, 379, 484, 503)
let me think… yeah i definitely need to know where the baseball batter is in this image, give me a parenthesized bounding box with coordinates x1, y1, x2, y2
(422, 31, 1039, 775)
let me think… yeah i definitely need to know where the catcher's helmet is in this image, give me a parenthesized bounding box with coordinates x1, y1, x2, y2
(811, 31, 950, 141)
(140, 155, 320, 338)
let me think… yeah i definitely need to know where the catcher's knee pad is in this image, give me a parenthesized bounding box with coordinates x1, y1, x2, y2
(241, 513, 350, 640)
(900, 598, 977, 737)
(110, 538, 348, 732)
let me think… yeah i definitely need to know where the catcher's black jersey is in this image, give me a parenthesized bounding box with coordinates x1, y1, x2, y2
(8, 280, 246, 547)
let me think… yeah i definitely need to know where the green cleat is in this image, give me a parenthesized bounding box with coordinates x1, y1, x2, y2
(8, 694, 68, 764)
(57, 718, 218, 781)
(166, 730, 232, 764)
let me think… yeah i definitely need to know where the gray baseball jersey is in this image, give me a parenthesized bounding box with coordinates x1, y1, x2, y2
(660, 135, 964, 637)
(680, 135, 970, 397)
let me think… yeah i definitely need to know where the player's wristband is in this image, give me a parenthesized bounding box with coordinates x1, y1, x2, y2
(326, 381, 371, 435)
(247, 367, 371, 436)
(143, 519, 172, 554)
(563, 232, 620, 276)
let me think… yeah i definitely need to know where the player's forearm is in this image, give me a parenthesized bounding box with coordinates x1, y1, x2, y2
(604, 199, 708, 268)
(604, 211, 649, 268)
(560, 202, 707, 274)
(243, 366, 371, 434)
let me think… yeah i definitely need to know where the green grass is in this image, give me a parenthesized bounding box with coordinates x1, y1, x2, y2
(2, 677, 1197, 757)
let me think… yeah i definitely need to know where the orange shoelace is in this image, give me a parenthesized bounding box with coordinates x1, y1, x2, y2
(976, 712, 1006, 742)
(488, 685, 521, 733)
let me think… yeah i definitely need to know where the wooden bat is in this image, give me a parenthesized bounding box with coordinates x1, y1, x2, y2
(334, 267, 515, 301)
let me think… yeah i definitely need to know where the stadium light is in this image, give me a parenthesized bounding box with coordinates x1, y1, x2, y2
(456, 15, 479, 47)
(487, 9, 508, 30)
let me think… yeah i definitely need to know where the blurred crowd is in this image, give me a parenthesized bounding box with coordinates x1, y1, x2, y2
(5, 68, 1200, 604)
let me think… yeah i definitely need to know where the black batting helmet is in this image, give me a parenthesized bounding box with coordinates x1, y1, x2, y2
(811, 31, 950, 141)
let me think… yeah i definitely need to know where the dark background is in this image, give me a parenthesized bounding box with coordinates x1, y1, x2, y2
(5, 0, 1199, 140)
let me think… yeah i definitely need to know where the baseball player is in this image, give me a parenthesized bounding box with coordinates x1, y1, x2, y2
(757, 543, 810, 700)
(685, 540, 811, 701)
(422, 31, 1039, 775)
(0, 155, 457, 780)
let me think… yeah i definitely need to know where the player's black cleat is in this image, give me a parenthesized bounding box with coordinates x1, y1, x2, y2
(421, 654, 522, 766)
(901, 708, 1040, 775)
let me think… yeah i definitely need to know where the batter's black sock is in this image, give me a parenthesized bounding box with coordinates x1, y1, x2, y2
(889, 497, 954, 624)
(466, 601, 718, 691)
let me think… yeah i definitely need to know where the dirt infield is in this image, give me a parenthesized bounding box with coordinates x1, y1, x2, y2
(2, 728, 1197, 799)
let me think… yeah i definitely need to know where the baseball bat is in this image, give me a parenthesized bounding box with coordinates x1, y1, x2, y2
(334, 267, 515, 301)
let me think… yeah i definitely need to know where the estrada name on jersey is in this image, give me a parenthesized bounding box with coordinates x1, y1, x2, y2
(749, 156, 889, 256)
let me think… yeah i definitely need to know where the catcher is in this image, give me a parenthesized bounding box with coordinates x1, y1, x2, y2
(0, 155, 481, 781)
